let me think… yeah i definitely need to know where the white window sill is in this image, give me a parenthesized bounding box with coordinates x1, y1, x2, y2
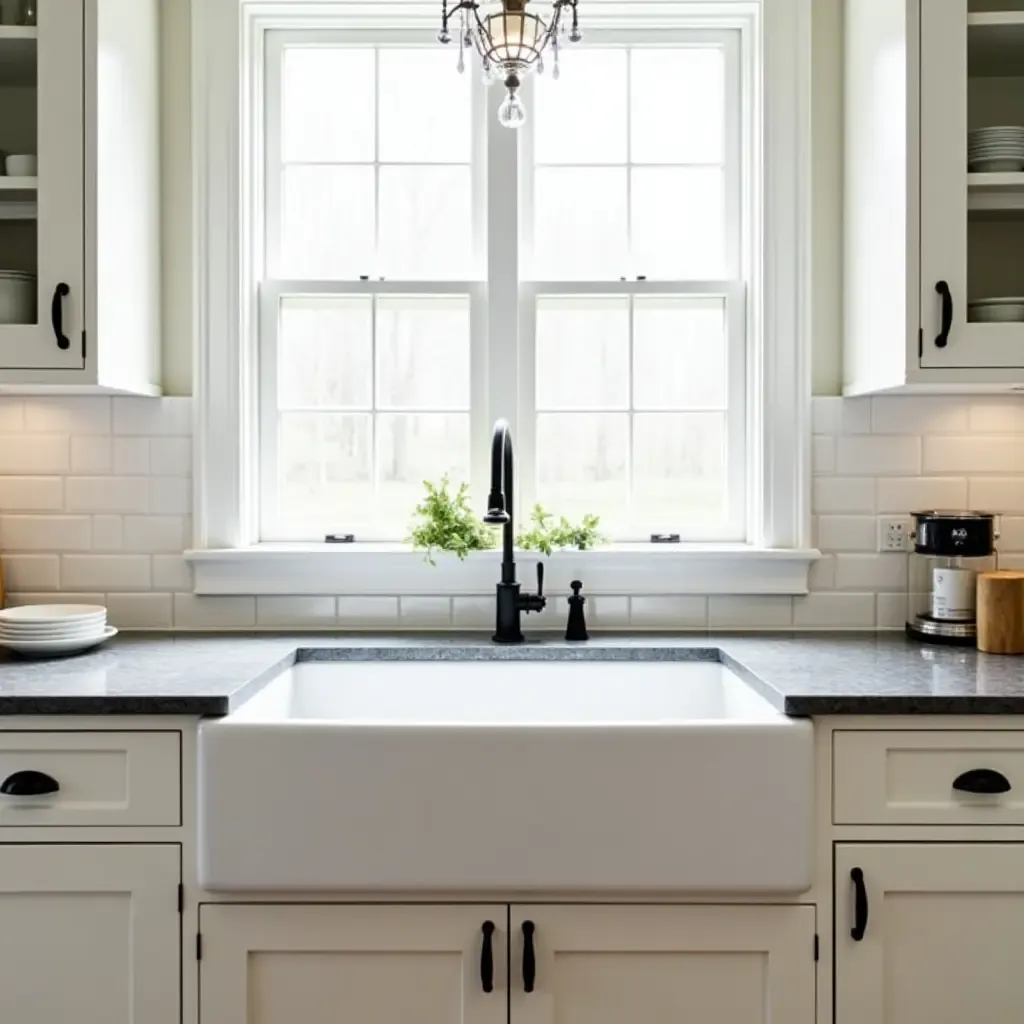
(185, 545, 820, 597)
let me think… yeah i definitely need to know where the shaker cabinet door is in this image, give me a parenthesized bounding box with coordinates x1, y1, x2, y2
(0, 0, 85, 370)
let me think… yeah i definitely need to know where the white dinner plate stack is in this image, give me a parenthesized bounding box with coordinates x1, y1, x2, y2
(967, 297, 1024, 323)
(0, 270, 35, 325)
(968, 126, 1024, 172)
(0, 605, 117, 657)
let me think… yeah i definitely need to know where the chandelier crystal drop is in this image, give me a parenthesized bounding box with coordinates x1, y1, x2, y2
(437, 0, 583, 128)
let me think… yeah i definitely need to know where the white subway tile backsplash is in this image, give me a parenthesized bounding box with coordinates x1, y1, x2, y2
(106, 593, 174, 629)
(0, 394, 1018, 631)
(70, 437, 112, 474)
(257, 597, 336, 628)
(66, 476, 150, 513)
(0, 477, 63, 512)
(61, 555, 151, 591)
(113, 438, 150, 475)
(8, 591, 105, 608)
(1, 515, 92, 551)
(837, 435, 921, 476)
(876, 477, 968, 513)
(24, 397, 111, 435)
(0, 435, 69, 474)
(793, 592, 876, 628)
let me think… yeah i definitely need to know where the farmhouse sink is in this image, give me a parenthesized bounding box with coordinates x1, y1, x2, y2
(198, 658, 813, 892)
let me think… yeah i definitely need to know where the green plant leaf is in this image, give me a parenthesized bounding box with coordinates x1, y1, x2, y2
(408, 475, 498, 564)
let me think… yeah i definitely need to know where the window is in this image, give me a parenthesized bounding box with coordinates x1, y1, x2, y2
(191, 0, 814, 596)
(259, 21, 745, 542)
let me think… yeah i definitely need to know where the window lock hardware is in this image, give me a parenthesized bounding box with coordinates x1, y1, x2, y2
(651, 533, 681, 544)
(325, 534, 357, 544)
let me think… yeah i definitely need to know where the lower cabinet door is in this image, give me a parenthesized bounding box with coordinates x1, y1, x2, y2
(836, 843, 1024, 1024)
(0, 844, 180, 1024)
(200, 903, 509, 1024)
(509, 905, 816, 1024)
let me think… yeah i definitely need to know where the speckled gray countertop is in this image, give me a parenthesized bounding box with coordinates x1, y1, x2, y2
(0, 632, 1022, 716)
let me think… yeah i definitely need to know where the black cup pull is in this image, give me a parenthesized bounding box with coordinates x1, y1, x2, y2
(935, 280, 953, 349)
(480, 921, 495, 993)
(522, 920, 536, 993)
(1, 770, 59, 797)
(953, 768, 1011, 795)
(850, 867, 868, 941)
(51, 282, 70, 351)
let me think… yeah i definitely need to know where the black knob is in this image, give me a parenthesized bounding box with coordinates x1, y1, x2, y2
(953, 768, 1011, 795)
(480, 921, 495, 993)
(1, 770, 59, 797)
(522, 920, 536, 993)
(850, 867, 868, 941)
(51, 283, 70, 350)
(935, 281, 953, 349)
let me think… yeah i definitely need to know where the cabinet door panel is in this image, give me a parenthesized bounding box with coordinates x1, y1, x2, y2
(510, 905, 815, 1024)
(0, 0, 85, 370)
(836, 843, 1024, 1024)
(920, 0, 1024, 369)
(200, 903, 508, 1024)
(0, 844, 179, 1024)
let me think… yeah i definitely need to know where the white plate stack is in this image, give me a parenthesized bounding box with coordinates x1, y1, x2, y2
(0, 605, 117, 657)
(968, 126, 1024, 172)
(967, 297, 1024, 323)
(0, 270, 35, 325)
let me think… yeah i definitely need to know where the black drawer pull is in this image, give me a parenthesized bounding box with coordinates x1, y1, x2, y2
(935, 280, 952, 348)
(953, 768, 1011, 795)
(851, 867, 868, 941)
(480, 921, 495, 993)
(522, 920, 536, 993)
(51, 282, 70, 350)
(1, 770, 59, 796)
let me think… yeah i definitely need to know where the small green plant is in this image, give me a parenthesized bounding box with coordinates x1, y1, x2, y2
(409, 476, 498, 564)
(517, 504, 606, 555)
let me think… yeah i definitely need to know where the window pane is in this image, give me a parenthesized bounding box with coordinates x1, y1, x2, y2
(376, 297, 470, 410)
(379, 49, 471, 162)
(278, 413, 374, 524)
(631, 48, 725, 164)
(536, 297, 629, 410)
(633, 297, 727, 410)
(533, 167, 628, 279)
(631, 167, 725, 279)
(535, 49, 627, 164)
(379, 166, 473, 278)
(376, 414, 471, 523)
(536, 413, 629, 522)
(281, 166, 375, 278)
(632, 413, 726, 526)
(279, 297, 373, 409)
(282, 48, 375, 163)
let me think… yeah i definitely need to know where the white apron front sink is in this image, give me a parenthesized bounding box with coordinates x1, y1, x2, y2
(199, 658, 812, 892)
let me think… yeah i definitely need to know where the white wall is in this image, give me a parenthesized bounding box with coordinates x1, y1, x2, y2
(154, 0, 847, 396)
(0, 395, 1020, 630)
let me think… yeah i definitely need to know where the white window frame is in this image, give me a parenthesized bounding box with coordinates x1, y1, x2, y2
(187, 0, 817, 597)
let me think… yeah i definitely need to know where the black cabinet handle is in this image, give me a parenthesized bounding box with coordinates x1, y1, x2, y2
(953, 768, 1011, 795)
(522, 920, 536, 993)
(935, 280, 953, 349)
(850, 867, 868, 941)
(51, 282, 70, 350)
(1, 770, 59, 797)
(480, 921, 495, 993)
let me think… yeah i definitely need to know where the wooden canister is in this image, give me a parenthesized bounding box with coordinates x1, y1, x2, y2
(977, 571, 1024, 654)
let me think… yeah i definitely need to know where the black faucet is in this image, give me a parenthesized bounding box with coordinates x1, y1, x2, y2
(483, 419, 546, 644)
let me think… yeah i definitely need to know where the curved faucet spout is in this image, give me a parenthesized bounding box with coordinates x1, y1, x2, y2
(484, 419, 516, 583)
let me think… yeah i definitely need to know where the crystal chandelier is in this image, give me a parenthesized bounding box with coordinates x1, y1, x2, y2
(437, 0, 583, 128)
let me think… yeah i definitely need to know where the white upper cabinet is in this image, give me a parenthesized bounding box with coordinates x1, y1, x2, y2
(845, 0, 1024, 392)
(0, 0, 161, 393)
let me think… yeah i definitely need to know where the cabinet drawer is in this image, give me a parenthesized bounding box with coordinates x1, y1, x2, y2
(0, 732, 180, 827)
(833, 731, 1024, 825)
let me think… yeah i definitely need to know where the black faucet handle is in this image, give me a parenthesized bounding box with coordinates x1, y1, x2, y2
(536, 561, 544, 598)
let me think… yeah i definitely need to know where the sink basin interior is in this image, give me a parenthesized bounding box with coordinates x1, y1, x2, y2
(230, 659, 779, 725)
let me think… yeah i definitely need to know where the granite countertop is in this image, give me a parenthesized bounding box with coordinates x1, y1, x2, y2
(0, 632, 1022, 716)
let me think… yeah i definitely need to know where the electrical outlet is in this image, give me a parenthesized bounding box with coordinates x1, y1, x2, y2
(878, 517, 911, 553)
